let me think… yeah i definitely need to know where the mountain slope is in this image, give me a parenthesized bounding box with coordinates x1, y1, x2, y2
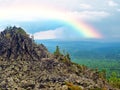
(0, 26, 117, 90)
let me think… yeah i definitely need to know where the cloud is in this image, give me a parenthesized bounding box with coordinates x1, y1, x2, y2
(117, 8, 120, 12)
(0, 29, 3, 32)
(108, 0, 118, 7)
(0, 0, 113, 22)
(79, 3, 93, 9)
(33, 27, 64, 40)
(0, 4, 110, 22)
(68, 11, 110, 21)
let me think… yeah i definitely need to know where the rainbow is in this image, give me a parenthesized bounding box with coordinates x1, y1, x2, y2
(55, 16, 102, 38)
(66, 19, 102, 38)
(0, 3, 102, 38)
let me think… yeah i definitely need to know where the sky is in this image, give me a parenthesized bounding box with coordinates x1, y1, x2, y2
(0, 0, 120, 41)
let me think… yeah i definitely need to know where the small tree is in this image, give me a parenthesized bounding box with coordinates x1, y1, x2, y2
(54, 46, 61, 57)
(66, 52, 71, 60)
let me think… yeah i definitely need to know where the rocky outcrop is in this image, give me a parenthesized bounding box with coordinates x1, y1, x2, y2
(0, 26, 118, 90)
(0, 26, 49, 60)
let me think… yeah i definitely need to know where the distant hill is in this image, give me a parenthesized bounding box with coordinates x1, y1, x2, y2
(0, 26, 117, 90)
(36, 40, 120, 60)
(36, 40, 120, 76)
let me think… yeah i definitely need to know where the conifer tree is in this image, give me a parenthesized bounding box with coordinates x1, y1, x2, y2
(54, 46, 61, 56)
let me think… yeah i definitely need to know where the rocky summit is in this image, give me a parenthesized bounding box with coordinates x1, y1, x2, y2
(0, 26, 49, 60)
(0, 26, 118, 90)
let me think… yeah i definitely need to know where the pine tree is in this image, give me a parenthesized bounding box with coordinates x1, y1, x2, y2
(54, 46, 61, 57)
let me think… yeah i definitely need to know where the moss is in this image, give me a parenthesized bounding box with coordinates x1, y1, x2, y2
(72, 62, 87, 71)
(16, 28, 27, 35)
(5, 33, 11, 39)
(62, 56, 70, 63)
(65, 82, 82, 90)
(98, 69, 106, 80)
(5, 26, 28, 37)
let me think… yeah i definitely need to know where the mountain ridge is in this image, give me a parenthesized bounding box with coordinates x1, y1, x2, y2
(0, 26, 117, 90)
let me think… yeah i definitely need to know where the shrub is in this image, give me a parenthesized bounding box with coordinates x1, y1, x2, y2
(108, 72, 120, 89)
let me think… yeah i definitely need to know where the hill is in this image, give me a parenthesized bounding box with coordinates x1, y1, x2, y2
(0, 26, 117, 90)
